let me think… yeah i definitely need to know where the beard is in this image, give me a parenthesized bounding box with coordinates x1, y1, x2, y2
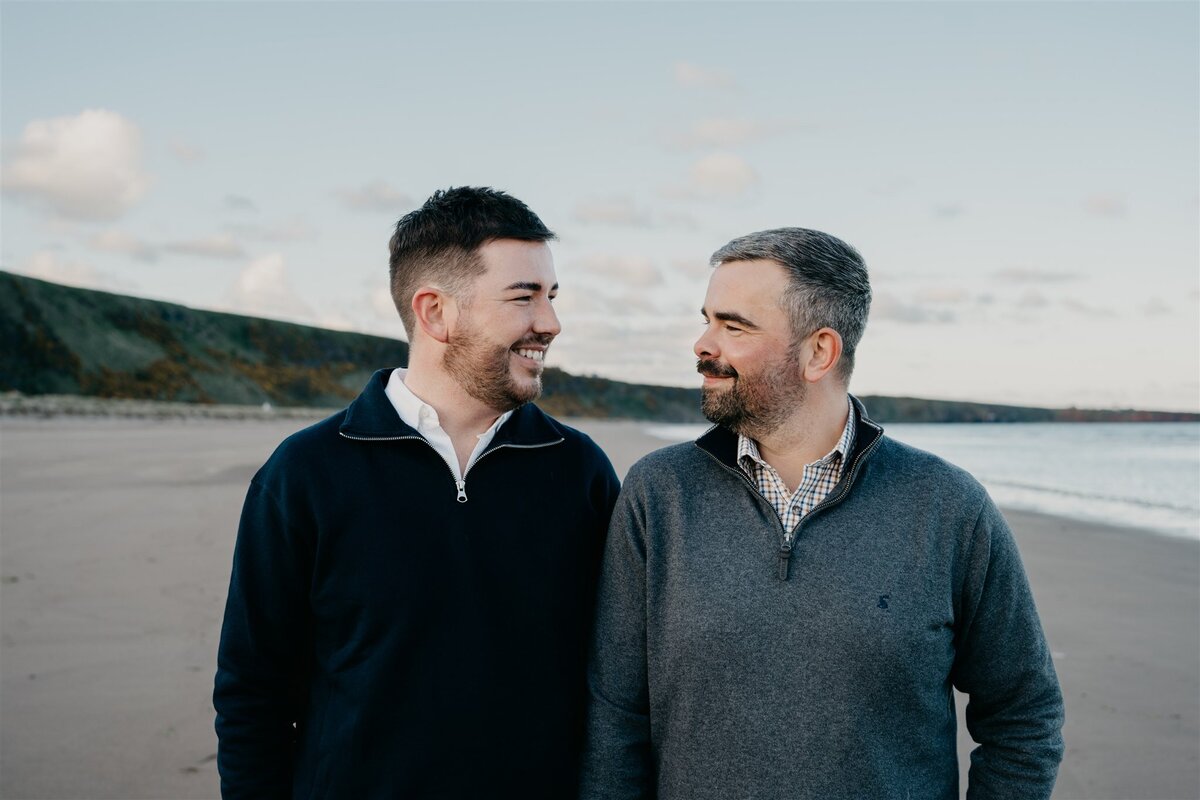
(443, 323, 550, 412)
(698, 354, 807, 438)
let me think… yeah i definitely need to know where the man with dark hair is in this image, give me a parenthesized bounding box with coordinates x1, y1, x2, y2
(580, 228, 1064, 799)
(215, 186, 620, 798)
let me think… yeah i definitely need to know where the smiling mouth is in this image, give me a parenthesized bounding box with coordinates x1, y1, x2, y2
(512, 347, 546, 364)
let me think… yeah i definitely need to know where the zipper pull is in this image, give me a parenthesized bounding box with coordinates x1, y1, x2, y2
(455, 480, 467, 504)
(777, 542, 792, 581)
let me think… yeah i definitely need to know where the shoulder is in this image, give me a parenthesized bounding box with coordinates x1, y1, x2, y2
(523, 406, 617, 476)
(623, 440, 713, 489)
(254, 409, 348, 485)
(869, 434, 990, 509)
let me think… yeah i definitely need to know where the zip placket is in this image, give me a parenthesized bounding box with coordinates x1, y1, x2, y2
(697, 423, 883, 581)
(338, 431, 563, 503)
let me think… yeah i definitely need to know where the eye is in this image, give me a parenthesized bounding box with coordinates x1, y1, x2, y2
(548, 294, 558, 303)
(511, 295, 533, 303)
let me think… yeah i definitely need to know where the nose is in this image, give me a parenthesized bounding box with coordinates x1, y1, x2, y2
(694, 326, 717, 359)
(534, 297, 561, 338)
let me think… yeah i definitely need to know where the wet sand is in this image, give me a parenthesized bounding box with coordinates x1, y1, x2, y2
(1, 416, 1197, 799)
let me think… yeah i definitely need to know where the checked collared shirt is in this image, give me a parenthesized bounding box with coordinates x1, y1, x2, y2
(736, 398, 856, 543)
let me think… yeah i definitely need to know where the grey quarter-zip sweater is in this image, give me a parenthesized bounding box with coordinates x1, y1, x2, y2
(580, 398, 1064, 800)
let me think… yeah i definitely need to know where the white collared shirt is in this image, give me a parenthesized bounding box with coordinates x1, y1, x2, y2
(384, 368, 512, 483)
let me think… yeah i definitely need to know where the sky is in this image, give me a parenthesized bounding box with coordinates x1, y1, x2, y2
(2, 1, 1197, 411)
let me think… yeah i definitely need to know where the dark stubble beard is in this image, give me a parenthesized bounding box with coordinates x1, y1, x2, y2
(698, 355, 806, 438)
(444, 325, 548, 412)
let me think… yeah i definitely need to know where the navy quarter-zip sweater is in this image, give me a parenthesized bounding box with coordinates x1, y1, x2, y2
(580, 398, 1064, 800)
(215, 369, 620, 799)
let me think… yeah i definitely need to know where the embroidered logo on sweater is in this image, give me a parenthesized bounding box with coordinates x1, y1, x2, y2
(877, 594, 891, 610)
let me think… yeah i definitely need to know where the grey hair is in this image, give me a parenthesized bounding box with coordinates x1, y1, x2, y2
(709, 227, 871, 382)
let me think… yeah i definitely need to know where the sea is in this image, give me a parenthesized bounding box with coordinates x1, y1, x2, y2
(643, 422, 1200, 540)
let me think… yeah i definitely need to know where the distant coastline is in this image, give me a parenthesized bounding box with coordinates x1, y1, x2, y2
(3, 271, 1196, 424)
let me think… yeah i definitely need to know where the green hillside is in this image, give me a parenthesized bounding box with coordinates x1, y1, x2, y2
(0, 271, 703, 421)
(2, 271, 1194, 423)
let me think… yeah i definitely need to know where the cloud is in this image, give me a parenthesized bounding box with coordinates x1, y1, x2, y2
(663, 153, 760, 202)
(88, 230, 158, 262)
(573, 255, 664, 289)
(338, 181, 414, 213)
(224, 194, 257, 212)
(991, 267, 1080, 283)
(668, 117, 805, 150)
(169, 139, 204, 163)
(163, 234, 245, 259)
(1141, 297, 1171, 316)
(1017, 290, 1050, 309)
(227, 217, 317, 242)
(932, 203, 965, 219)
(670, 257, 713, 281)
(573, 197, 653, 227)
(872, 293, 955, 324)
(224, 253, 313, 321)
(371, 286, 399, 321)
(1061, 298, 1115, 318)
(1083, 193, 1127, 218)
(913, 287, 970, 304)
(1, 109, 151, 221)
(18, 249, 135, 292)
(673, 61, 736, 90)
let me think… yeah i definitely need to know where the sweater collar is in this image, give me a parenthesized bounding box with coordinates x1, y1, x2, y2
(696, 394, 883, 474)
(339, 368, 564, 447)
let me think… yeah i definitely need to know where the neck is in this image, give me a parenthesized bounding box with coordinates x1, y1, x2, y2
(750, 385, 849, 489)
(403, 346, 505, 444)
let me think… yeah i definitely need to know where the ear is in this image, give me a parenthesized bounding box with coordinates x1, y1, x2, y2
(411, 286, 454, 344)
(801, 328, 844, 383)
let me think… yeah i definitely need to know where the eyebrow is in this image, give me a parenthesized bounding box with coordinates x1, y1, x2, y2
(701, 308, 760, 330)
(504, 282, 559, 292)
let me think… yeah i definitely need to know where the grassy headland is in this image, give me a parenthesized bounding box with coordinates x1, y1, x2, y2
(2, 271, 1194, 423)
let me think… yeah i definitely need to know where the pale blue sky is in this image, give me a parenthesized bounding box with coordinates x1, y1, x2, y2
(3, 1, 1197, 410)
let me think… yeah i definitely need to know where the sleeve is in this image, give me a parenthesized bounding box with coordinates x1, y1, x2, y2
(213, 478, 313, 799)
(952, 497, 1065, 800)
(578, 475, 655, 800)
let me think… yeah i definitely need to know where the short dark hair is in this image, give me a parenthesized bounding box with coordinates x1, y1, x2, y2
(388, 187, 556, 338)
(710, 228, 871, 382)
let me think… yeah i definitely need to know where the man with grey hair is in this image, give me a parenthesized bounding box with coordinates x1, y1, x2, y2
(579, 228, 1064, 799)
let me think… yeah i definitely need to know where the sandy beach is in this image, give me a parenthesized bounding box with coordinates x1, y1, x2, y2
(1, 415, 1197, 799)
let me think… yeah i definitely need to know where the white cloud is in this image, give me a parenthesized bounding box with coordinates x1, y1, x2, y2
(88, 230, 158, 262)
(573, 254, 664, 289)
(224, 253, 314, 321)
(1061, 298, 1115, 318)
(224, 194, 257, 212)
(1017, 290, 1050, 309)
(691, 153, 759, 197)
(163, 234, 245, 259)
(573, 197, 653, 227)
(1141, 298, 1171, 317)
(227, 217, 317, 242)
(991, 267, 1080, 283)
(371, 286, 399, 320)
(1083, 193, 1127, 218)
(872, 293, 955, 324)
(663, 153, 760, 201)
(1, 109, 151, 221)
(932, 203, 965, 219)
(914, 287, 970, 304)
(669, 117, 800, 149)
(169, 139, 204, 163)
(18, 249, 134, 292)
(673, 61, 735, 90)
(338, 181, 414, 213)
(670, 257, 713, 281)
